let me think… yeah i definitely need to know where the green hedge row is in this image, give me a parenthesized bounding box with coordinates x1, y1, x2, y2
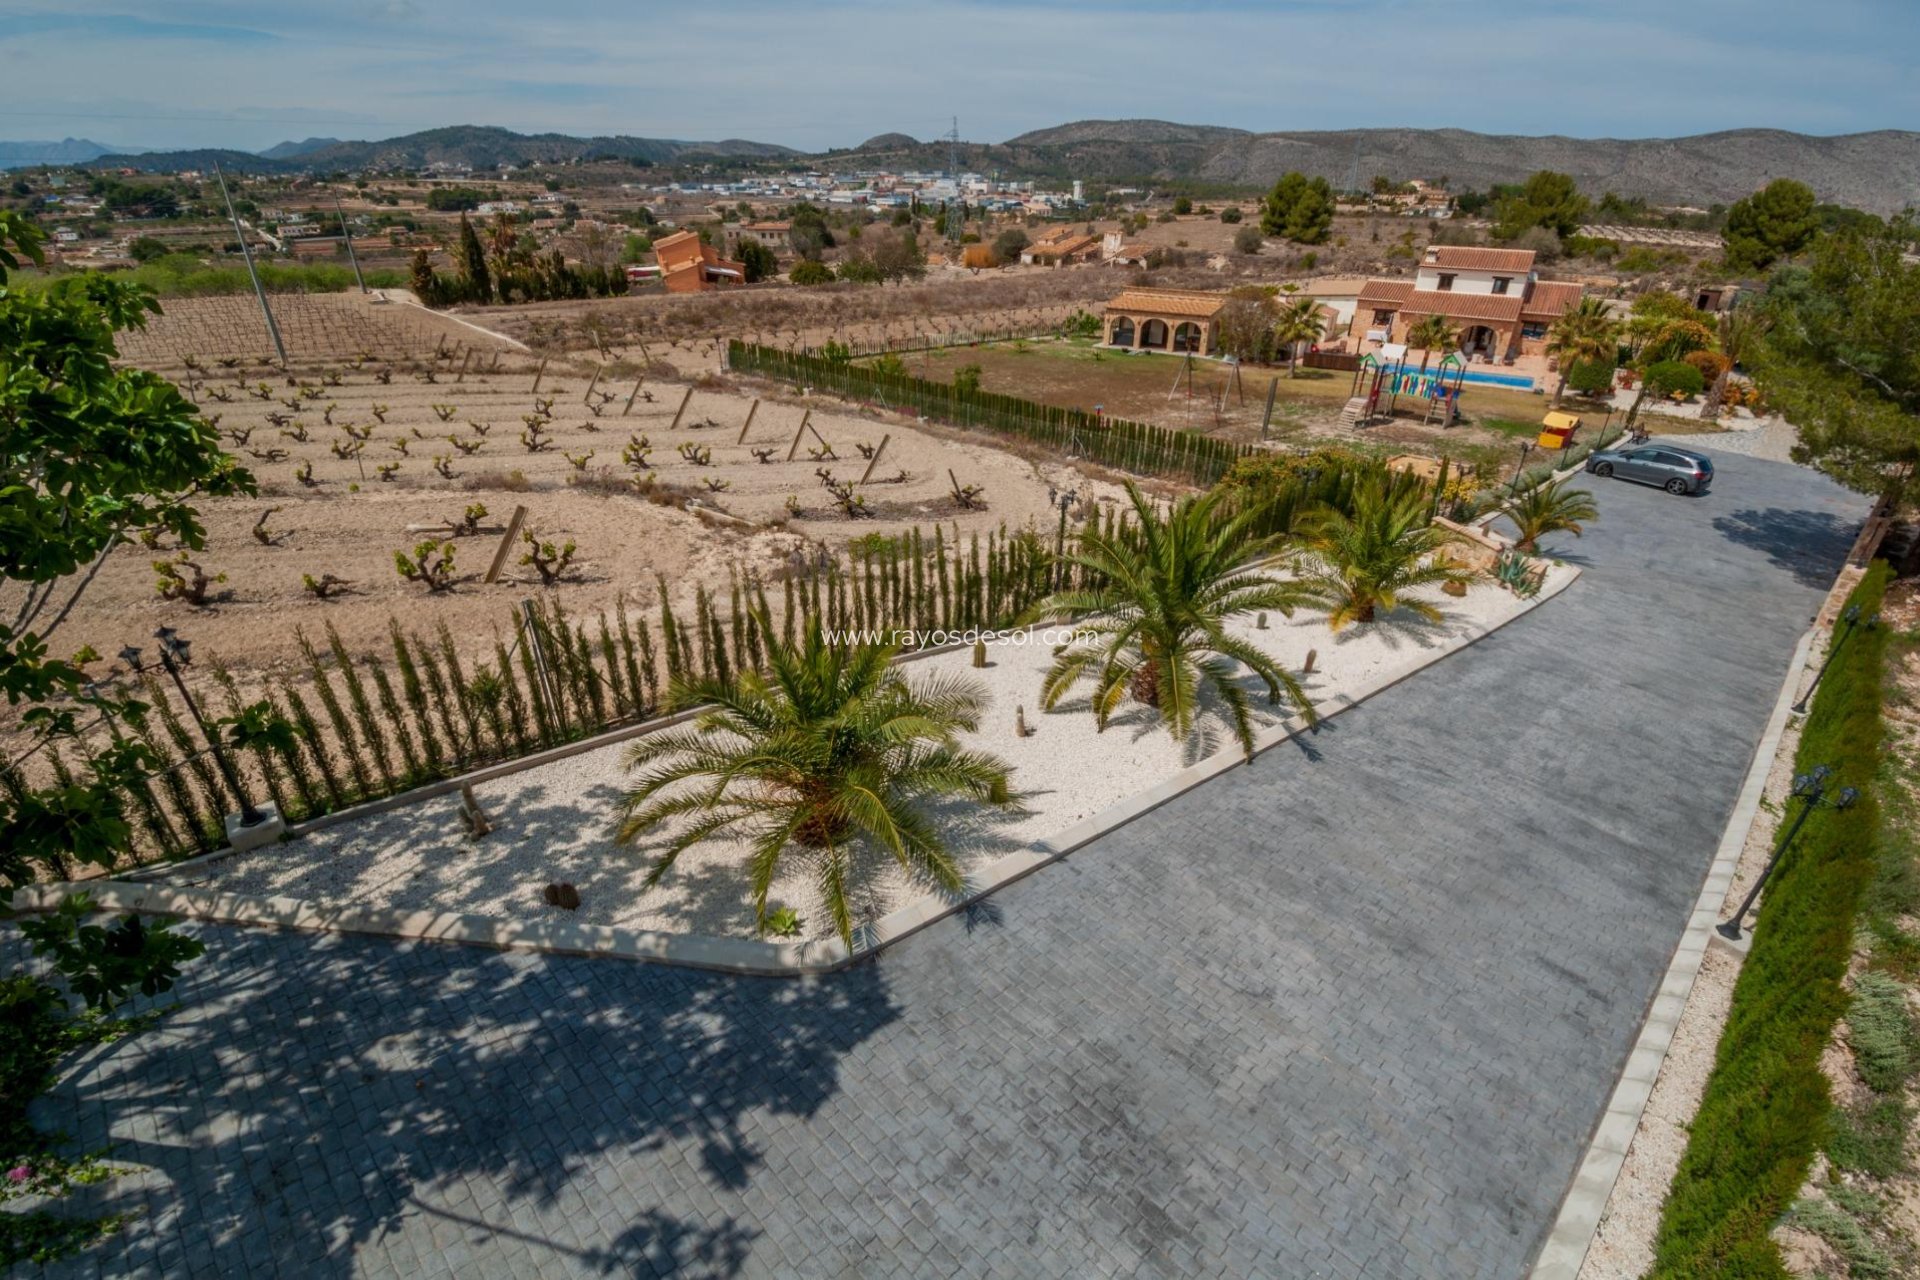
(728, 340, 1254, 485)
(1648, 561, 1892, 1278)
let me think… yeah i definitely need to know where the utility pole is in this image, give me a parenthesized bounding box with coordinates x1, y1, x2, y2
(333, 194, 366, 292)
(946, 116, 964, 244)
(213, 160, 287, 367)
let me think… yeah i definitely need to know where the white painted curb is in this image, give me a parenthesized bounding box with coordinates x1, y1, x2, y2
(21, 568, 1580, 975)
(1527, 625, 1817, 1279)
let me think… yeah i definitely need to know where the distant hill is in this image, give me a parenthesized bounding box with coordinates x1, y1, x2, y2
(0, 138, 141, 169)
(259, 137, 341, 160)
(991, 121, 1920, 213)
(59, 119, 1920, 213)
(90, 125, 800, 175)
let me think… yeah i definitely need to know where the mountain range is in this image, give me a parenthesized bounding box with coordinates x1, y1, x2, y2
(0, 138, 145, 168)
(16, 120, 1918, 213)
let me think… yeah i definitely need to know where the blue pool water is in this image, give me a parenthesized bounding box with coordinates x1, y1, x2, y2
(1455, 369, 1538, 389)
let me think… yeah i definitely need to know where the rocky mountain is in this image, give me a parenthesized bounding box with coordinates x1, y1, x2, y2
(259, 137, 342, 161)
(996, 121, 1920, 213)
(41, 118, 1919, 213)
(0, 138, 139, 169)
(87, 125, 800, 175)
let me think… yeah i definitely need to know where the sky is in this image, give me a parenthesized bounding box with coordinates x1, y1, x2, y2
(2, 0, 1916, 153)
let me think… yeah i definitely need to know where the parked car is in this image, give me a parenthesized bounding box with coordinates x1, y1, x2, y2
(1585, 444, 1714, 495)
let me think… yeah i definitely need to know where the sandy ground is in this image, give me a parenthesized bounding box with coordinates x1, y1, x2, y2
(47, 359, 1127, 684)
(188, 568, 1558, 943)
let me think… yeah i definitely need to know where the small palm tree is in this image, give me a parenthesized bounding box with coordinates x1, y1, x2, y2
(1699, 303, 1772, 419)
(1292, 481, 1475, 630)
(1271, 297, 1330, 377)
(1028, 482, 1313, 758)
(1503, 479, 1599, 552)
(1546, 297, 1621, 407)
(615, 615, 1017, 946)
(1405, 314, 1458, 376)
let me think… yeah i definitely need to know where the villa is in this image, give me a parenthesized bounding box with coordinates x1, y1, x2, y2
(652, 229, 747, 293)
(1345, 246, 1584, 363)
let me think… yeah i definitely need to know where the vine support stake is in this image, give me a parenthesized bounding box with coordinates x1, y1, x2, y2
(786, 409, 811, 462)
(531, 357, 549, 393)
(582, 365, 603, 405)
(485, 504, 529, 585)
(859, 433, 890, 484)
(737, 398, 760, 444)
(669, 385, 694, 431)
(623, 376, 645, 415)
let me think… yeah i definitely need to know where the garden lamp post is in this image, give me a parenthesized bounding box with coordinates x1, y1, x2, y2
(120, 627, 266, 827)
(1507, 440, 1536, 495)
(1715, 764, 1859, 941)
(1792, 605, 1878, 714)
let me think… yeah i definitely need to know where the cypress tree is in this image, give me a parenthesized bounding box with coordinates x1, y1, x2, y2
(598, 615, 632, 718)
(412, 636, 469, 759)
(282, 684, 345, 810)
(389, 620, 445, 773)
(457, 213, 492, 303)
(494, 633, 533, 752)
(436, 621, 484, 752)
(145, 675, 229, 840)
(781, 577, 796, 650)
(634, 616, 660, 714)
(515, 624, 556, 743)
(693, 584, 717, 680)
(262, 686, 321, 818)
(615, 595, 648, 716)
(327, 622, 395, 792)
(366, 659, 424, 784)
(728, 572, 748, 674)
(658, 580, 685, 686)
(707, 593, 731, 686)
(298, 627, 373, 798)
(209, 659, 293, 818)
(574, 625, 608, 724)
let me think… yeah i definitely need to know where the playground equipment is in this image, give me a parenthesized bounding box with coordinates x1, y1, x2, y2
(1346, 348, 1468, 428)
(1537, 410, 1581, 451)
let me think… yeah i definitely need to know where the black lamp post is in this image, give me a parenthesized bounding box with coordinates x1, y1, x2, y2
(121, 627, 265, 827)
(1508, 440, 1536, 494)
(1792, 604, 1878, 714)
(1716, 764, 1859, 941)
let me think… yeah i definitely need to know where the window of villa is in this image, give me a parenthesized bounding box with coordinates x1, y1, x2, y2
(1492, 277, 1511, 295)
(1436, 273, 1456, 291)
(1521, 322, 1548, 340)
(1373, 309, 1395, 325)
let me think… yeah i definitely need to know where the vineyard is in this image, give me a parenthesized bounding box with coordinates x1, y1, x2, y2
(729, 341, 1256, 485)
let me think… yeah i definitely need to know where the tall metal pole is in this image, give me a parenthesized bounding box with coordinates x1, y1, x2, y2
(213, 161, 288, 367)
(333, 194, 366, 292)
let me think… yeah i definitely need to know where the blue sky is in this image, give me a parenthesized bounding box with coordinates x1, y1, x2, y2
(3, 0, 1915, 152)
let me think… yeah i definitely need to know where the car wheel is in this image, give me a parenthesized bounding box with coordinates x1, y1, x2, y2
(1665, 477, 1689, 495)
(1593, 462, 1614, 477)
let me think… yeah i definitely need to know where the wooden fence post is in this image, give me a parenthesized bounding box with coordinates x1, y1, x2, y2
(623, 376, 645, 415)
(736, 398, 760, 444)
(530, 357, 549, 393)
(668, 385, 695, 431)
(786, 409, 811, 462)
(455, 349, 473, 383)
(582, 365, 603, 405)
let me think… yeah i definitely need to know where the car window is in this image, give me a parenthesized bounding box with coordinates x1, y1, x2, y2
(1657, 452, 1695, 467)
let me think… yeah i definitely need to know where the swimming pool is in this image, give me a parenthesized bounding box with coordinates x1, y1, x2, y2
(1454, 369, 1538, 390)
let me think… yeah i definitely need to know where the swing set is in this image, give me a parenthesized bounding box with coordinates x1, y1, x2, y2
(1347, 348, 1469, 428)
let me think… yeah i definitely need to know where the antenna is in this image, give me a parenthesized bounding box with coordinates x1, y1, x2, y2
(945, 116, 963, 243)
(1346, 135, 1360, 197)
(333, 194, 366, 293)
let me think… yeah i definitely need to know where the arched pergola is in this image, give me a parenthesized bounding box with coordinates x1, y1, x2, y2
(1140, 318, 1170, 350)
(1108, 315, 1136, 348)
(1172, 322, 1202, 353)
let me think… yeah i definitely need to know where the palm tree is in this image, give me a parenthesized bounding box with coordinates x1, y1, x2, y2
(1271, 297, 1330, 378)
(1699, 303, 1772, 420)
(1503, 479, 1599, 552)
(1028, 482, 1314, 758)
(1405, 314, 1458, 376)
(615, 615, 1017, 946)
(1546, 297, 1621, 407)
(1291, 481, 1476, 631)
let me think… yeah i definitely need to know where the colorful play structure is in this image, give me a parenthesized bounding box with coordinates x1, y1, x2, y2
(1347, 345, 1469, 428)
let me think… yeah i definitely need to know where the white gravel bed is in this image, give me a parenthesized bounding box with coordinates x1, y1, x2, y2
(193, 570, 1560, 943)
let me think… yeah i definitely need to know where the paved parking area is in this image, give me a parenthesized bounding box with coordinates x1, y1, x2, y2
(19, 445, 1864, 1278)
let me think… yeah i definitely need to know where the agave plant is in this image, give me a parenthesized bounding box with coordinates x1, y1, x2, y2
(1503, 478, 1599, 553)
(615, 614, 1017, 946)
(1028, 482, 1314, 758)
(1291, 481, 1475, 631)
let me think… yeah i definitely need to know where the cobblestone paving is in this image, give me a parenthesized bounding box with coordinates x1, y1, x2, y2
(17, 446, 1863, 1279)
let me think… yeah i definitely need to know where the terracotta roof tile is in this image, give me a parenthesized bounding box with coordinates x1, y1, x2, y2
(1520, 280, 1586, 318)
(1102, 287, 1227, 318)
(1424, 245, 1538, 272)
(1356, 280, 1415, 307)
(1397, 290, 1527, 323)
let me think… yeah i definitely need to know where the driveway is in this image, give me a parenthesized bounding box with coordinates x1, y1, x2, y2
(21, 444, 1864, 1279)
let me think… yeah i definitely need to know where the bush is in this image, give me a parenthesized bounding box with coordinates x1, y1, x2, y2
(1648, 563, 1891, 1278)
(1645, 359, 1707, 398)
(1233, 225, 1264, 255)
(1567, 358, 1617, 397)
(1685, 349, 1732, 381)
(789, 259, 833, 286)
(1219, 207, 1242, 224)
